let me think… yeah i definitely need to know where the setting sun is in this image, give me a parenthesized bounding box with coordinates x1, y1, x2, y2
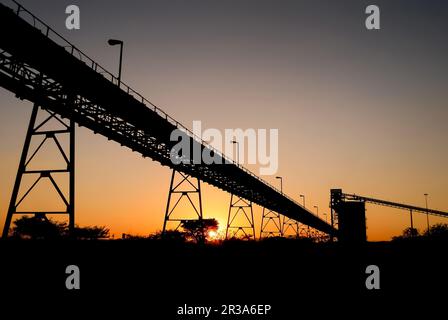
(207, 230, 218, 239)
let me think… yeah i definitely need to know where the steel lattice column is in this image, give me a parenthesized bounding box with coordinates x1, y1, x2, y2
(260, 208, 282, 238)
(225, 194, 255, 240)
(162, 169, 204, 233)
(2, 103, 75, 238)
(282, 216, 300, 238)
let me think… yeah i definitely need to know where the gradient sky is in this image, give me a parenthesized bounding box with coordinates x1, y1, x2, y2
(1, 0, 447, 240)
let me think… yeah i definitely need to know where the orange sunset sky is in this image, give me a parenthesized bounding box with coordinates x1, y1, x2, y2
(1, 0, 448, 240)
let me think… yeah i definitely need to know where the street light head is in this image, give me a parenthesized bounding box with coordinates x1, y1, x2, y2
(276, 176, 282, 179)
(231, 140, 237, 144)
(108, 39, 123, 46)
(300, 194, 304, 197)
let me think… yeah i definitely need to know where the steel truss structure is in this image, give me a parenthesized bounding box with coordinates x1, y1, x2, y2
(282, 216, 300, 238)
(0, 1, 336, 237)
(260, 208, 282, 238)
(330, 189, 448, 240)
(2, 103, 75, 237)
(225, 194, 255, 240)
(163, 170, 204, 232)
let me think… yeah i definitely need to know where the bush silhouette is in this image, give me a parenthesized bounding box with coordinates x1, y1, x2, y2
(181, 218, 218, 243)
(10, 215, 109, 240)
(11, 214, 65, 240)
(423, 223, 448, 238)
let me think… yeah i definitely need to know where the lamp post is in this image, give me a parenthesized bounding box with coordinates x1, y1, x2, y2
(313, 205, 319, 240)
(299, 194, 306, 208)
(231, 140, 239, 165)
(276, 176, 283, 194)
(424, 193, 430, 235)
(275, 176, 284, 235)
(108, 39, 124, 86)
(300, 194, 310, 238)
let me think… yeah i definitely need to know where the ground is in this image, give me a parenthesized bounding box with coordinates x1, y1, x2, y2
(0, 238, 445, 318)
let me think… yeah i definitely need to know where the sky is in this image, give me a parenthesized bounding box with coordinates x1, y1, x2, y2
(1, 0, 448, 240)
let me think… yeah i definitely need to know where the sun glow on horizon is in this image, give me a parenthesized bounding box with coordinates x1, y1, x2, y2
(207, 230, 218, 239)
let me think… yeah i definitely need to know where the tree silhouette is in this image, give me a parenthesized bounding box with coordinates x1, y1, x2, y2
(151, 230, 186, 242)
(181, 218, 218, 243)
(423, 223, 448, 238)
(10, 215, 110, 240)
(403, 227, 420, 238)
(11, 214, 65, 240)
(392, 227, 420, 241)
(393, 224, 448, 241)
(73, 225, 110, 240)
